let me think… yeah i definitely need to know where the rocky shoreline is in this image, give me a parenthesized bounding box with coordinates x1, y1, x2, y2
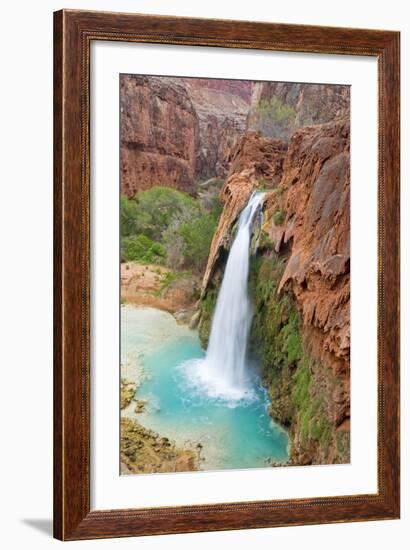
(121, 262, 201, 329)
(120, 374, 201, 474)
(121, 417, 200, 475)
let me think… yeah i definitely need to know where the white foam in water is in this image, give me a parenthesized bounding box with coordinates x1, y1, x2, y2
(180, 358, 257, 406)
(190, 192, 265, 403)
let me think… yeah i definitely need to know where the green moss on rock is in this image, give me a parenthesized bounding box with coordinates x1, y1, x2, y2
(336, 430, 350, 462)
(199, 241, 349, 465)
(273, 209, 286, 226)
(198, 287, 218, 348)
(249, 254, 345, 465)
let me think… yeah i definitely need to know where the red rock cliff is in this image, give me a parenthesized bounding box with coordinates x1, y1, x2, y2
(201, 132, 287, 292)
(202, 118, 350, 373)
(120, 76, 252, 197)
(182, 79, 252, 179)
(272, 118, 350, 376)
(120, 75, 199, 197)
(200, 117, 350, 464)
(247, 81, 350, 142)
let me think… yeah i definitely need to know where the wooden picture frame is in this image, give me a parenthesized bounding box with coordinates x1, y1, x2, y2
(53, 9, 400, 540)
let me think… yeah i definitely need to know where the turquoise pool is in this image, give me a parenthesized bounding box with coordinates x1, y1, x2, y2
(121, 305, 289, 471)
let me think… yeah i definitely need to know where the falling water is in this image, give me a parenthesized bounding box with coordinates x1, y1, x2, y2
(197, 192, 265, 400)
(121, 191, 290, 467)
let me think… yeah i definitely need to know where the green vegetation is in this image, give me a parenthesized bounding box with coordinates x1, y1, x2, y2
(250, 255, 302, 370)
(336, 430, 350, 458)
(121, 187, 199, 241)
(258, 96, 296, 123)
(121, 234, 166, 264)
(257, 230, 275, 252)
(155, 270, 192, 296)
(198, 287, 218, 347)
(121, 187, 221, 273)
(257, 177, 272, 189)
(163, 210, 218, 272)
(271, 186, 285, 197)
(254, 96, 297, 140)
(273, 209, 286, 226)
(293, 359, 333, 455)
(249, 254, 345, 461)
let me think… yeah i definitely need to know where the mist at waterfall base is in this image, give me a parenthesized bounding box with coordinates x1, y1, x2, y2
(187, 192, 266, 403)
(122, 306, 289, 470)
(122, 192, 289, 470)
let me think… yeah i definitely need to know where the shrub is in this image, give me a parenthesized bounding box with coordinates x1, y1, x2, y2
(273, 209, 286, 226)
(258, 96, 296, 123)
(121, 187, 221, 273)
(121, 234, 166, 264)
(120, 195, 139, 237)
(177, 213, 217, 272)
(162, 200, 220, 273)
(121, 187, 199, 241)
(254, 96, 296, 140)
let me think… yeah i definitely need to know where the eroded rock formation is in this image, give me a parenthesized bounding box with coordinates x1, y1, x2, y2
(265, 118, 350, 464)
(201, 133, 287, 293)
(183, 78, 252, 179)
(200, 116, 350, 465)
(121, 75, 351, 466)
(120, 75, 199, 197)
(267, 118, 350, 375)
(120, 76, 252, 197)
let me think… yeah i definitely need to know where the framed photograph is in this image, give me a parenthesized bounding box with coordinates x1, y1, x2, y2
(54, 9, 400, 540)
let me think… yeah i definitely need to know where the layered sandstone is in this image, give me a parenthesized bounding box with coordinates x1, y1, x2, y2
(120, 75, 199, 197)
(270, 118, 350, 375)
(182, 78, 252, 179)
(200, 116, 350, 464)
(201, 132, 287, 292)
(120, 76, 252, 197)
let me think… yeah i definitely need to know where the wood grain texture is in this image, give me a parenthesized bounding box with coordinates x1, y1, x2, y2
(53, 9, 400, 541)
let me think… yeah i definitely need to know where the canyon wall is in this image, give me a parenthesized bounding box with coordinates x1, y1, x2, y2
(182, 79, 251, 179)
(120, 75, 199, 197)
(199, 115, 350, 465)
(247, 82, 350, 142)
(120, 76, 251, 197)
(272, 119, 350, 376)
(121, 75, 351, 465)
(201, 132, 287, 293)
(120, 76, 349, 199)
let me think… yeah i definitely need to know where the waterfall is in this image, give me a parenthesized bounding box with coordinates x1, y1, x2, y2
(196, 192, 265, 401)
